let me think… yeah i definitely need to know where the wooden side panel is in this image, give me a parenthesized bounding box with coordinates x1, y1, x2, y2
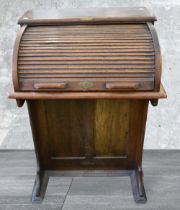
(133, 100, 148, 168)
(127, 100, 148, 167)
(44, 100, 94, 158)
(27, 100, 51, 169)
(94, 100, 130, 156)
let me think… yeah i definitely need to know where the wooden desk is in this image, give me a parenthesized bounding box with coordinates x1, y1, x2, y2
(9, 7, 166, 203)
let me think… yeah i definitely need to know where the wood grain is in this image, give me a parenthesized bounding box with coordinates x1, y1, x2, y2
(44, 100, 89, 158)
(94, 100, 130, 156)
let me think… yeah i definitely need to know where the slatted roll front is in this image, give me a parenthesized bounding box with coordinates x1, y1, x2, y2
(18, 24, 155, 91)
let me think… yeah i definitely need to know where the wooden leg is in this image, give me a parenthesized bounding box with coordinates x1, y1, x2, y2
(130, 169, 147, 204)
(31, 170, 49, 203)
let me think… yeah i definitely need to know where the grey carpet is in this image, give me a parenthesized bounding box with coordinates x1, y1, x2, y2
(0, 150, 179, 210)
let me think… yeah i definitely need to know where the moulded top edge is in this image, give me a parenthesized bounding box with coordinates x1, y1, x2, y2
(18, 7, 157, 25)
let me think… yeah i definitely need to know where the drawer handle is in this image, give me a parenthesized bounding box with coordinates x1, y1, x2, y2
(105, 82, 140, 90)
(34, 83, 67, 89)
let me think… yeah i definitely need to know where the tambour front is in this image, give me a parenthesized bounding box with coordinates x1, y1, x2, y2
(18, 23, 156, 92)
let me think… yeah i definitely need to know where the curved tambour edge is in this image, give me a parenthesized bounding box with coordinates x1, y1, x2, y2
(12, 25, 27, 107)
(12, 25, 27, 91)
(16, 23, 158, 92)
(147, 22, 162, 91)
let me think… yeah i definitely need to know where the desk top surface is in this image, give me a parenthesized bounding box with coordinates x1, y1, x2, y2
(18, 7, 156, 25)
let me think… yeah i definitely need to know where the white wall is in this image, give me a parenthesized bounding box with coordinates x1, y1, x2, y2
(0, 0, 179, 149)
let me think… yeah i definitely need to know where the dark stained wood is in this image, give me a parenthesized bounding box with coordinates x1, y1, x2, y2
(10, 7, 166, 204)
(150, 99, 159, 106)
(16, 99, 25, 107)
(44, 100, 94, 158)
(27, 100, 51, 169)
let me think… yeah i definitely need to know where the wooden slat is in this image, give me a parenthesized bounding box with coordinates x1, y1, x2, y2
(21, 36, 152, 40)
(20, 43, 153, 47)
(22, 35, 152, 39)
(19, 46, 153, 50)
(20, 40, 152, 44)
(18, 60, 154, 65)
(19, 70, 154, 75)
(18, 65, 155, 70)
(18, 53, 154, 58)
(26, 26, 148, 30)
(20, 46, 153, 51)
(18, 73, 154, 79)
(24, 31, 151, 35)
(18, 56, 155, 61)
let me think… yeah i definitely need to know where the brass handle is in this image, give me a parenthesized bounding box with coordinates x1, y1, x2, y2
(105, 82, 140, 90)
(34, 82, 67, 89)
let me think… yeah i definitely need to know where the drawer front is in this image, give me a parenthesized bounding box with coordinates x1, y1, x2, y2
(19, 78, 154, 91)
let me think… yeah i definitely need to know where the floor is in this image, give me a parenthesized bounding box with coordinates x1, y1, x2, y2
(0, 150, 179, 210)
